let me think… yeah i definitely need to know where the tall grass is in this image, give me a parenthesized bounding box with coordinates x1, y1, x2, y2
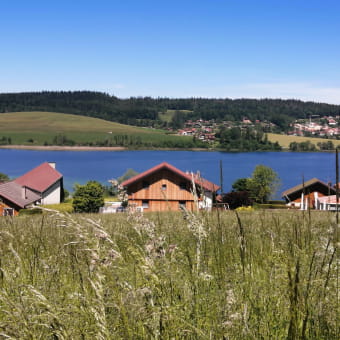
(0, 209, 338, 339)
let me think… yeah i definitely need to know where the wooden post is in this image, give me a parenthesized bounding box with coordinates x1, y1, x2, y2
(219, 160, 223, 195)
(336, 148, 339, 225)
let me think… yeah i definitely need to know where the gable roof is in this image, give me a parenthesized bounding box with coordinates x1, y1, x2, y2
(14, 162, 62, 193)
(121, 162, 220, 192)
(282, 178, 336, 198)
(0, 181, 41, 208)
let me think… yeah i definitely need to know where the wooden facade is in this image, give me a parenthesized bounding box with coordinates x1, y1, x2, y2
(122, 162, 219, 212)
(127, 168, 196, 212)
(0, 200, 19, 216)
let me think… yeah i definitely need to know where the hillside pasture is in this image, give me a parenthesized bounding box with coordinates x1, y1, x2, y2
(0, 111, 194, 147)
(158, 109, 192, 123)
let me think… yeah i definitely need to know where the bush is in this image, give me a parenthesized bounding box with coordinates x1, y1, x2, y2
(235, 205, 254, 211)
(19, 208, 43, 215)
(222, 191, 253, 209)
(72, 181, 104, 213)
(255, 203, 288, 209)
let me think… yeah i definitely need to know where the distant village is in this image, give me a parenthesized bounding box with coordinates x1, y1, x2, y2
(288, 115, 340, 137)
(177, 118, 276, 143)
(176, 115, 340, 143)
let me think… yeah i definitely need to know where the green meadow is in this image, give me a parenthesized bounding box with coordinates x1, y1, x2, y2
(158, 109, 192, 123)
(0, 111, 194, 147)
(0, 209, 338, 339)
(267, 133, 340, 150)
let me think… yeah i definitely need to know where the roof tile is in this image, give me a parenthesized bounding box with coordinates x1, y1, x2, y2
(0, 181, 41, 208)
(282, 178, 336, 197)
(15, 162, 62, 193)
(121, 162, 220, 192)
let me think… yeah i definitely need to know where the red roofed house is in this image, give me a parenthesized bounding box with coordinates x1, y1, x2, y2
(14, 162, 63, 205)
(282, 178, 335, 210)
(0, 162, 63, 216)
(0, 181, 41, 216)
(121, 162, 220, 212)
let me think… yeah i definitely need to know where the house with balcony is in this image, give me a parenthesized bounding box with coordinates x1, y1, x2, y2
(121, 162, 220, 212)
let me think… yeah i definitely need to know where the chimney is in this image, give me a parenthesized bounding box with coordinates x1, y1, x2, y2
(22, 186, 27, 199)
(48, 162, 56, 169)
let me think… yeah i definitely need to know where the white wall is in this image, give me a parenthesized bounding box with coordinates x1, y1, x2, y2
(198, 191, 213, 211)
(41, 180, 61, 205)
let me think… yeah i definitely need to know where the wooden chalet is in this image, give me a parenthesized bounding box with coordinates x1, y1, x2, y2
(121, 162, 220, 212)
(282, 178, 336, 209)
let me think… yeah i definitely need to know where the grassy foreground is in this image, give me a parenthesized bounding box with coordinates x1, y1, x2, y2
(0, 209, 339, 339)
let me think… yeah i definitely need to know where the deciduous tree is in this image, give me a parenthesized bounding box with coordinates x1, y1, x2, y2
(0, 172, 10, 182)
(248, 165, 280, 203)
(232, 178, 251, 192)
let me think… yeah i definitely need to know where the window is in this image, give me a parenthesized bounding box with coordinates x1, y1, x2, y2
(161, 184, 167, 191)
(3, 208, 14, 216)
(142, 200, 149, 209)
(142, 181, 150, 189)
(179, 182, 187, 190)
(179, 201, 186, 209)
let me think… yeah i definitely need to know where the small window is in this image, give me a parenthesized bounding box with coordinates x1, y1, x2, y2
(142, 181, 150, 189)
(161, 184, 167, 191)
(142, 200, 149, 209)
(179, 182, 187, 190)
(3, 208, 14, 216)
(179, 201, 186, 209)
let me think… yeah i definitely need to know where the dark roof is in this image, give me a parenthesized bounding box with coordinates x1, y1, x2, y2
(15, 162, 62, 193)
(0, 181, 41, 208)
(121, 162, 220, 192)
(282, 178, 336, 197)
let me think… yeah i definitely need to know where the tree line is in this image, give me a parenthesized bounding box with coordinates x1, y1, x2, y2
(1, 91, 340, 130)
(216, 127, 281, 151)
(47, 133, 206, 149)
(289, 140, 336, 152)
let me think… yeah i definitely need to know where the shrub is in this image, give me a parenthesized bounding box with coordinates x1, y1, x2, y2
(222, 191, 253, 209)
(19, 208, 43, 215)
(72, 181, 104, 213)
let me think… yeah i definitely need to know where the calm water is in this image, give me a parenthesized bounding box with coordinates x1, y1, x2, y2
(0, 149, 337, 198)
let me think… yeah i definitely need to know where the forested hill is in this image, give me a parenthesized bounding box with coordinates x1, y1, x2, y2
(1, 91, 340, 129)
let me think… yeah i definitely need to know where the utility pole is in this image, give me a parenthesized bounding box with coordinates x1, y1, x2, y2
(219, 160, 223, 194)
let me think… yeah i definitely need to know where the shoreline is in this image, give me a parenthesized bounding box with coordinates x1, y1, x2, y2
(0, 145, 324, 152)
(0, 145, 212, 152)
(0, 145, 127, 151)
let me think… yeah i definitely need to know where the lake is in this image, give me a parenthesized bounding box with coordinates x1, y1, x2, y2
(0, 149, 337, 199)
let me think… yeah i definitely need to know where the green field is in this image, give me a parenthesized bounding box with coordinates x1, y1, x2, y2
(0, 209, 338, 338)
(158, 109, 192, 123)
(0, 111, 194, 147)
(268, 132, 340, 149)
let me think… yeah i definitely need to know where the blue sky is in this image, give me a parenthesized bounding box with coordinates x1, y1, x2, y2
(1, 0, 340, 103)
